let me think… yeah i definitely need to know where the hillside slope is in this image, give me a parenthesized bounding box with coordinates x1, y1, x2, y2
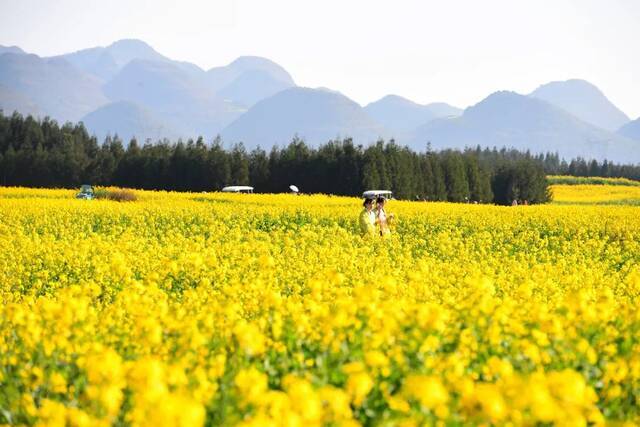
(221, 87, 389, 148)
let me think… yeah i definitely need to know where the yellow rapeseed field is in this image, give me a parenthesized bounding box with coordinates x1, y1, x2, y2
(551, 184, 640, 204)
(1, 186, 640, 426)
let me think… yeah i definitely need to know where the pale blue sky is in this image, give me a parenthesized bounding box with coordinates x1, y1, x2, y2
(1, 0, 638, 118)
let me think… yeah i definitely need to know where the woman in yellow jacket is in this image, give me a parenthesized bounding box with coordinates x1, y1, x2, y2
(359, 198, 376, 237)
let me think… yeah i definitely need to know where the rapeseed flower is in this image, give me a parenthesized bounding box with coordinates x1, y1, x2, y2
(1, 187, 639, 424)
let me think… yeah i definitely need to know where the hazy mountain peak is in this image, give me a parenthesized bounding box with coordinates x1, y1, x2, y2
(81, 100, 180, 142)
(217, 69, 293, 107)
(104, 58, 216, 108)
(108, 38, 155, 50)
(221, 86, 388, 149)
(0, 45, 26, 55)
(465, 90, 522, 113)
(227, 56, 294, 83)
(0, 52, 107, 121)
(374, 94, 422, 107)
(55, 38, 168, 82)
(364, 94, 461, 136)
(477, 90, 518, 102)
(104, 58, 244, 137)
(104, 39, 166, 66)
(618, 117, 640, 141)
(530, 79, 629, 131)
(207, 55, 295, 93)
(462, 90, 599, 128)
(230, 55, 280, 66)
(270, 86, 361, 106)
(314, 87, 344, 96)
(202, 55, 296, 109)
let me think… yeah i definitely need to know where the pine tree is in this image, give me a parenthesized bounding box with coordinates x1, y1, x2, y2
(375, 142, 391, 190)
(464, 155, 482, 202)
(429, 154, 447, 201)
(442, 152, 469, 202)
(419, 156, 435, 200)
(209, 138, 231, 189)
(478, 169, 494, 203)
(362, 149, 381, 191)
(170, 140, 188, 191)
(249, 147, 270, 191)
(230, 143, 250, 185)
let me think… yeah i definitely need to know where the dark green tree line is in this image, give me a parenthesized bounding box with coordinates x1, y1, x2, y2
(14, 111, 640, 204)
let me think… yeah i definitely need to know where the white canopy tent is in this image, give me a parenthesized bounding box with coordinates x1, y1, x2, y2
(221, 186, 254, 193)
(362, 190, 393, 199)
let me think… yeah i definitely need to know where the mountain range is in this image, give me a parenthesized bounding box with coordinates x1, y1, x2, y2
(0, 39, 639, 163)
(409, 91, 637, 161)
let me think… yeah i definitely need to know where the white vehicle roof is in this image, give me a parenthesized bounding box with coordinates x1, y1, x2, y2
(221, 186, 254, 192)
(362, 190, 393, 198)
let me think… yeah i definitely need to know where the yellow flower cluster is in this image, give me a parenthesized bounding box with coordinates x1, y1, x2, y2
(548, 175, 640, 186)
(1, 187, 640, 425)
(551, 183, 640, 204)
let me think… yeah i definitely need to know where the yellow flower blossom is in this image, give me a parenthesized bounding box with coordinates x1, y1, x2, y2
(403, 375, 449, 410)
(346, 372, 374, 406)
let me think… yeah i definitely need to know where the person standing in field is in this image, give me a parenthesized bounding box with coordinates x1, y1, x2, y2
(375, 196, 394, 237)
(359, 198, 376, 237)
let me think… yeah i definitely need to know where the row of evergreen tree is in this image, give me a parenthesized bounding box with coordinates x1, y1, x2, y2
(531, 152, 640, 181)
(1, 111, 636, 204)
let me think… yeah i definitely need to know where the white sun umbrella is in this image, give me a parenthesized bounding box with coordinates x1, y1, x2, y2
(289, 185, 299, 193)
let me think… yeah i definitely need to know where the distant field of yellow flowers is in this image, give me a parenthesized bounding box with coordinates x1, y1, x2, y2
(1, 185, 640, 426)
(547, 175, 640, 186)
(551, 183, 640, 204)
(548, 175, 640, 205)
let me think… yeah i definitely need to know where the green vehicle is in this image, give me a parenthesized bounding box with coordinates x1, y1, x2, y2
(76, 185, 94, 200)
